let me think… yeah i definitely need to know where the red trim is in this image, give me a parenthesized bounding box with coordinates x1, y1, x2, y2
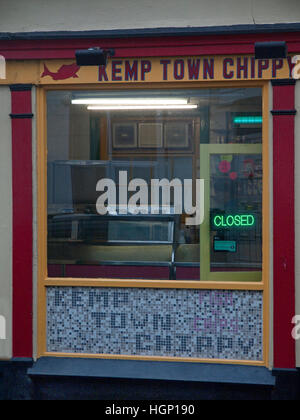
(272, 82, 296, 369)
(65, 265, 169, 279)
(0, 32, 300, 60)
(11, 88, 33, 358)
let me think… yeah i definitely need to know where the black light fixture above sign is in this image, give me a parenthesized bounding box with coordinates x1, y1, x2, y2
(254, 41, 287, 59)
(75, 47, 115, 66)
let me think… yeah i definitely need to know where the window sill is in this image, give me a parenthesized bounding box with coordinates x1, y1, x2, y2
(27, 357, 275, 386)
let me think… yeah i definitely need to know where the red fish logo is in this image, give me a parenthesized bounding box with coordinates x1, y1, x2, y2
(41, 63, 80, 81)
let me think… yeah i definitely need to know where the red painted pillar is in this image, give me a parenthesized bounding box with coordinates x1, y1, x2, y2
(272, 79, 297, 369)
(10, 84, 33, 358)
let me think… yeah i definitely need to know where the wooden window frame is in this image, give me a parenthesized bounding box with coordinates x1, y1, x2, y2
(37, 81, 270, 366)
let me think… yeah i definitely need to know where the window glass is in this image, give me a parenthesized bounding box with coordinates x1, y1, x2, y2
(210, 153, 262, 272)
(47, 88, 262, 281)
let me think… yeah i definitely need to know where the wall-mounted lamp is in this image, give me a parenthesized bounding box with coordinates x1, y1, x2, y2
(75, 47, 115, 66)
(254, 41, 287, 59)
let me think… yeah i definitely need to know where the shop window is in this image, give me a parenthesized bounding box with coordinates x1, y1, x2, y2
(46, 88, 263, 281)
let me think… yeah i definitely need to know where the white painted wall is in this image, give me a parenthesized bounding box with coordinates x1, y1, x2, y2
(295, 81, 300, 367)
(0, 0, 299, 33)
(0, 86, 12, 360)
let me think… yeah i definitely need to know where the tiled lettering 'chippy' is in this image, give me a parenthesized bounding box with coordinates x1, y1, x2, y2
(47, 287, 263, 361)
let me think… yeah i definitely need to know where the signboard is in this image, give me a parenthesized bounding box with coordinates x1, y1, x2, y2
(212, 213, 256, 229)
(95, 56, 295, 83)
(214, 240, 237, 252)
(0, 55, 297, 85)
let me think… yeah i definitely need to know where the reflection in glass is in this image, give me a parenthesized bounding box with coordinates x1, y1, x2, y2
(47, 88, 263, 280)
(210, 154, 262, 272)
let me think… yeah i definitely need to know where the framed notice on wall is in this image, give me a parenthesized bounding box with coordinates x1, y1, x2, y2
(138, 123, 163, 148)
(164, 122, 189, 149)
(112, 123, 138, 149)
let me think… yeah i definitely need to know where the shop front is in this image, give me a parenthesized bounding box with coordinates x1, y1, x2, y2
(40, 57, 270, 363)
(1, 31, 299, 397)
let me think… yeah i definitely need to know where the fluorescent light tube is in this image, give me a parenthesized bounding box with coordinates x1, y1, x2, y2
(72, 98, 189, 105)
(87, 104, 197, 110)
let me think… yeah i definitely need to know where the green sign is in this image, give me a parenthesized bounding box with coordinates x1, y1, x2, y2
(212, 214, 256, 229)
(214, 240, 236, 252)
(233, 116, 263, 125)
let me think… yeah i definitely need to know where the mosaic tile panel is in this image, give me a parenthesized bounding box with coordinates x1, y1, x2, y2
(47, 287, 263, 361)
